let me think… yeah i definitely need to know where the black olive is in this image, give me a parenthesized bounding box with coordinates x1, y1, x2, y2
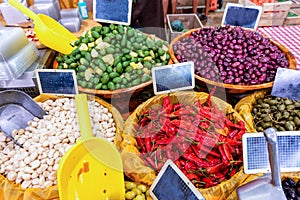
(296, 180, 300, 196)
(287, 178, 296, 188)
(285, 188, 297, 199)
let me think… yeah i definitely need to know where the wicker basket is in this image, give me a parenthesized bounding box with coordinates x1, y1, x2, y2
(168, 28, 297, 94)
(120, 91, 256, 200)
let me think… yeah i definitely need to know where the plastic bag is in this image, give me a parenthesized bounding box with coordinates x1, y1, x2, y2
(119, 91, 254, 199)
(0, 94, 124, 200)
(234, 90, 268, 132)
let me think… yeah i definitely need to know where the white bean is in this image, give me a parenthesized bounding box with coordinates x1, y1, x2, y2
(7, 171, 17, 181)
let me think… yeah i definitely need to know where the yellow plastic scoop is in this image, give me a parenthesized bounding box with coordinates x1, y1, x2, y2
(57, 94, 125, 200)
(8, 0, 77, 54)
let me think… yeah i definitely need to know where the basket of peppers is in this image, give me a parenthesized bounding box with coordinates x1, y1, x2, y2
(120, 89, 256, 199)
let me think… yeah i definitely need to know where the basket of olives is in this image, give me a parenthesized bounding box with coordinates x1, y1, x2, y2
(169, 25, 297, 94)
(54, 24, 170, 98)
(235, 90, 300, 132)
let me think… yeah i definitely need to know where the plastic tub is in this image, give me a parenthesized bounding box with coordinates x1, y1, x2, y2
(29, 3, 60, 21)
(59, 17, 81, 32)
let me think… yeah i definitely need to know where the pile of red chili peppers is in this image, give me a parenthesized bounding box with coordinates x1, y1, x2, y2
(135, 92, 246, 188)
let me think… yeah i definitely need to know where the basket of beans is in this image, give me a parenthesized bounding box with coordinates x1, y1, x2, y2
(169, 25, 296, 94)
(54, 24, 170, 98)
(0, 94, 123, 199)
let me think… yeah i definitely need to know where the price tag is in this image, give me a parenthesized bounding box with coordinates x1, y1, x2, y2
(151, 61, 195, 95)
(149, 159, 205, 200)
(222, 3, 262, 30)
(35, 69, 79, 96)
(242, 131, 300, 174)
(93, 0, 132, 25)
(271, 67, 300, 101)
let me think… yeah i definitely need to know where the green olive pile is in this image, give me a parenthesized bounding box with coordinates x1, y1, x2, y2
(124, 181, 151, 200)
(55, 24, 170, 90)
(252, 95, 300, 132)
(282, 178, 300, 200)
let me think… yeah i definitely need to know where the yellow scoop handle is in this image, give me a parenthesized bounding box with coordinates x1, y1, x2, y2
(8, 0, 38, 21)
(75, 94, 93, 140)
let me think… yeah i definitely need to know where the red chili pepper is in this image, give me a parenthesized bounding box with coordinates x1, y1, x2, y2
(185, 161, 197, 172)
(173, 103, 184, 111)
(229, 168, 237, 177)
(228, 129, 239, 138)
(235, 129, 246, 140)
(139, 116, 149, 127)
(163, 96, 171, 109)
(144, 156, 156, 169)
(225, 118, 246, 130)
(198, 120, 211, 130)
(206, 86, 217, 107)
(222, 144, 233, 161)
(186, 173, 200, 181)
(182, 153, 214, 167)
(206, 156, 222, 165)
(198, 144, 221, 158)
(223, 137, 242, 146)
(206, 162, 227, 174)
(190, 145, 207, 159)
(202, 176, 219, 188)
(167, 125, 177, 137)
(218, 144, 229, 165)
(212, 170, 227, 179)
(164, 144, 173, 159)
(145, 137, 152, 153)
(172, 108, 195, 116)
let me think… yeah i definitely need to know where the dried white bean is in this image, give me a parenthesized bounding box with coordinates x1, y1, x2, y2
(30, 160, 40, 169)
(21, 180, 31, 189)
(7, 171, 17, 181)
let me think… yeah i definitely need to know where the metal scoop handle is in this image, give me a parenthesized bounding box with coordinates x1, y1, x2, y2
(263, 127, 282, 188)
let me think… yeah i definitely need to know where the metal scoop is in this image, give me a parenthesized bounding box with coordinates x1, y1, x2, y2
(237, 127, 287, 200)
(0, 90, 47, 145)
(8, 0, 77, 54)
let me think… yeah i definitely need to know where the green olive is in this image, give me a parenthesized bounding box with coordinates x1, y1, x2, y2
(285, 121, 294, 131)
(294, 116, 300, 126)
(263, 115, 272, 122)
(125, 182, 137, 190)
(284, 99, 294, 105)
(125, 191, 137, 200)
(277, 126, 286, 131)
(132, 188, 142, 195)
(137, 184, 147, 193)
(133, 194, 145, 200)
(262, 122, 272, 129)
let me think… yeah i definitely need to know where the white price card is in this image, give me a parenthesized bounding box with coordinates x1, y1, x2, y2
(271, 67, 300, 101)
(35, 69, 78, 97)
(242, 131, 300, 174)
(151, 61, 195, 95)
(93, 0, 132, 25)
(150, 159, 205, 200)
(222, 3, 262, 30)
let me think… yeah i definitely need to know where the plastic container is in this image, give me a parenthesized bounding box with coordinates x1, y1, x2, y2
(60, 8, 80, 18)
(78, 0, 89, 20)
(29, 3, 60, 21)
(0, 27, 39, 82)
(59, 17, 81, 32)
